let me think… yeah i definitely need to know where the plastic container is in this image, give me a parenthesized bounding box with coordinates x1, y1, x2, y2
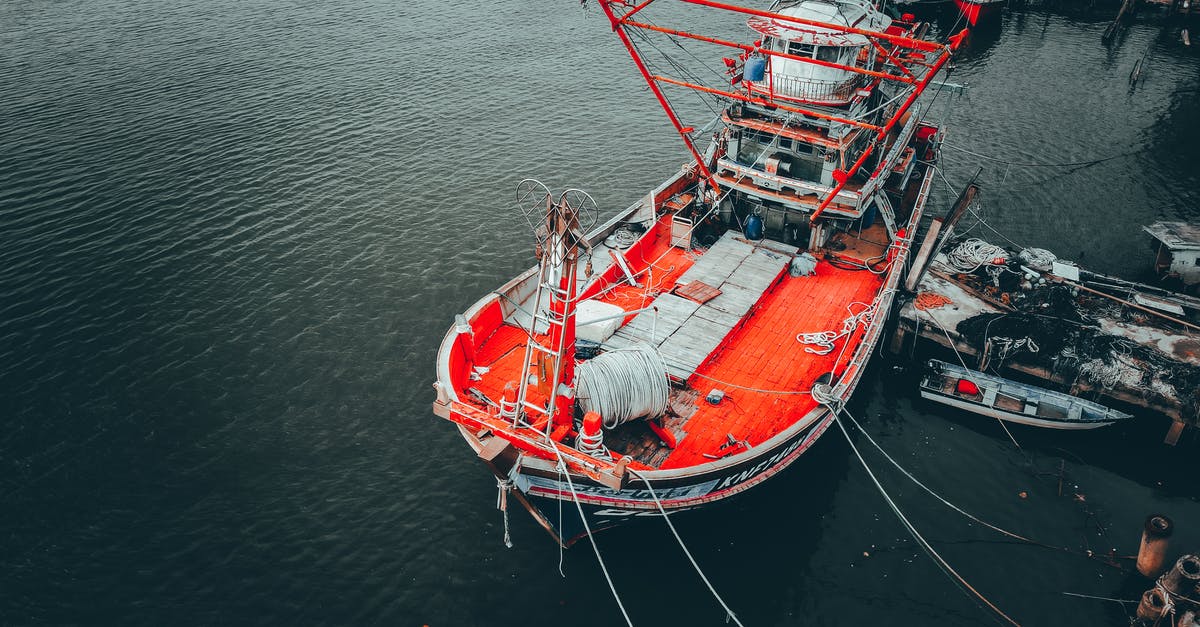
(744, 214, 764, 240)
(745, 56, 766, 82)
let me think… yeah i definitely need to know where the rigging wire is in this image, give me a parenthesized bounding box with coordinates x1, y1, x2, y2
(628, 22, 726, 124)
(942, 142, 1143, 170)
(628, 468, 745, 627)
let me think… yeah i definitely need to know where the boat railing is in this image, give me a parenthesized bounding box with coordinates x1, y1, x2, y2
(749, 74, 867, 105)
(830, 163, 934, 399)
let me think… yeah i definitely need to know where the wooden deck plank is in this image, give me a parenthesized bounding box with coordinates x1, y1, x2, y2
(662, 261, 884, 468)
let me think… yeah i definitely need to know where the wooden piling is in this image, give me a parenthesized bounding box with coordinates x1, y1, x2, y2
(1138, 514, 1175, 577)
(1166, 420, 1187, 446)
(1103, 0, 1137, 43)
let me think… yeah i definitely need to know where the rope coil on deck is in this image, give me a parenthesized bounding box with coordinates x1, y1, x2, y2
(796, 300, 881, 355)
(576, 343, 669, 429)
(914, 292, 954, 311)
(944, 238, 1010, 273)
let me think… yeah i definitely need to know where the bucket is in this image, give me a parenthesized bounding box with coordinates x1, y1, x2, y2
(744, 214, 764, 240)
(745, 56, 766, 82)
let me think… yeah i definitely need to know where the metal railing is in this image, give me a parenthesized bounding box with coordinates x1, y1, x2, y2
(749, 73, 866, 105)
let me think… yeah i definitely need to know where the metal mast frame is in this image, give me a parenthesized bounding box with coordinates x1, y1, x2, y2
(595, 0, 967, 223)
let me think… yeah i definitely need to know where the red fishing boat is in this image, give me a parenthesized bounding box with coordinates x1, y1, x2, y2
(954, 0, 1004, 26)
(433, 0, 966, 546)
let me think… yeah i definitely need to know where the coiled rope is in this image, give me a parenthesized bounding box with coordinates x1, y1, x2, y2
(1017, 247, 1057, 272)
(797, 300, 880, 355)
(944, 238, 1009, 273)
(576, 344, 669, 429)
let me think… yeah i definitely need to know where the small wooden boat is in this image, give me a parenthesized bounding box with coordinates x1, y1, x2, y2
(919, 359, 1133, 429)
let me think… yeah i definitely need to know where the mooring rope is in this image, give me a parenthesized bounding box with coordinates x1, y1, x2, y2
(813, 385, 1022, 627)
(551, 447, 634, 627)
(628, 468, 745, 627)
(837, 402, 1103, 562)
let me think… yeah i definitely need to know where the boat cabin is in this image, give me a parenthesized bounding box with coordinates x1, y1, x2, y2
(745, 0, 890, 107)
(1145, 221, 1200, 288)
(709, 0, 928, 249)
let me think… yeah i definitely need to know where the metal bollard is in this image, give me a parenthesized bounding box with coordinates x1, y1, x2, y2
(1138, 514, 1175, 578)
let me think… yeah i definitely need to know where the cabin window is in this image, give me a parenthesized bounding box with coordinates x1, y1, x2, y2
(815, 46, 839, 63)
(787, 41, 815, 57)
(779, 137, 792, 149)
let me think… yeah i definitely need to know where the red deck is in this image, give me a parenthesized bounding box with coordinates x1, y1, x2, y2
(465, 226, 885, 471)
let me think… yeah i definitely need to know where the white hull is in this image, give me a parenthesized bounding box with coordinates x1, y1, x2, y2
(919, 390, 1115, 430)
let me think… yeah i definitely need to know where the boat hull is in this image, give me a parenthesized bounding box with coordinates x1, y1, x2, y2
(490, 410, 836, 546)
(953, 0, 1003, 26)
(919, 389, 1115, 430)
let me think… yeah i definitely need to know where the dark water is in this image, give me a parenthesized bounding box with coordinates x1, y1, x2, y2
(2, 0, 1198, 624)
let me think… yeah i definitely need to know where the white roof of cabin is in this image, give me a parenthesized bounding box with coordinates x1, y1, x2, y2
(748, 0, 891, 47)
(1143, 221, 1200, 251)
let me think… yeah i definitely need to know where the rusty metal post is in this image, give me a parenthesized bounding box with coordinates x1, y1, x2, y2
(1163, 555, 1200, 597)
(1136, 587, 1170, 622)
(1138, 514, 1175, 578)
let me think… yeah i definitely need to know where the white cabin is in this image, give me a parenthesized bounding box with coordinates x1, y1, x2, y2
(746, 0, 891, 106)
(1145, 221, 1200, 286)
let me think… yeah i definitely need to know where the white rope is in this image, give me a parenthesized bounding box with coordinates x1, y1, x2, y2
(837, 403, 1091, 558)
(796, 299, 880, 355)
(1079, 358, 1126, 389)
(814, 389, 1022, 627)
(551, 448, 635, 627)
(943, 238, 1009, 273)
(576, 343, 669, 428)
(991, 336, 1040, 361)
(495, 477, 514, 549)
(575, 425, 613, 460)
(628, 468, 745, 627)
(1018, 248, 1056, 272)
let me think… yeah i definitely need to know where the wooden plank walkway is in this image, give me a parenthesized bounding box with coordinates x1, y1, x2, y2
(606, 231, 796, 381)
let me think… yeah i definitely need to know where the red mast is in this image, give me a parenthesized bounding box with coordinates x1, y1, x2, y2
(594, 0, 967, 222)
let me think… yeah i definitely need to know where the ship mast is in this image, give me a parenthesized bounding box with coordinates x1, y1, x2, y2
(594, 0, 967, 224)
(510, 183, 594, 437)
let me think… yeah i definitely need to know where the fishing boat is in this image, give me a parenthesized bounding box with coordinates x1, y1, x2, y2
(953, 0, 1004, 27)
(919, 359, 1134, 429)
(433, 0, 966, 546)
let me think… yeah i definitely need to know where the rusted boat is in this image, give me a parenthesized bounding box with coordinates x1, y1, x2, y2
(433, 0, 965, 546)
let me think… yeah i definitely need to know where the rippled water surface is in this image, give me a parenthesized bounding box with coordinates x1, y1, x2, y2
(2, 0, 1199, 624)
